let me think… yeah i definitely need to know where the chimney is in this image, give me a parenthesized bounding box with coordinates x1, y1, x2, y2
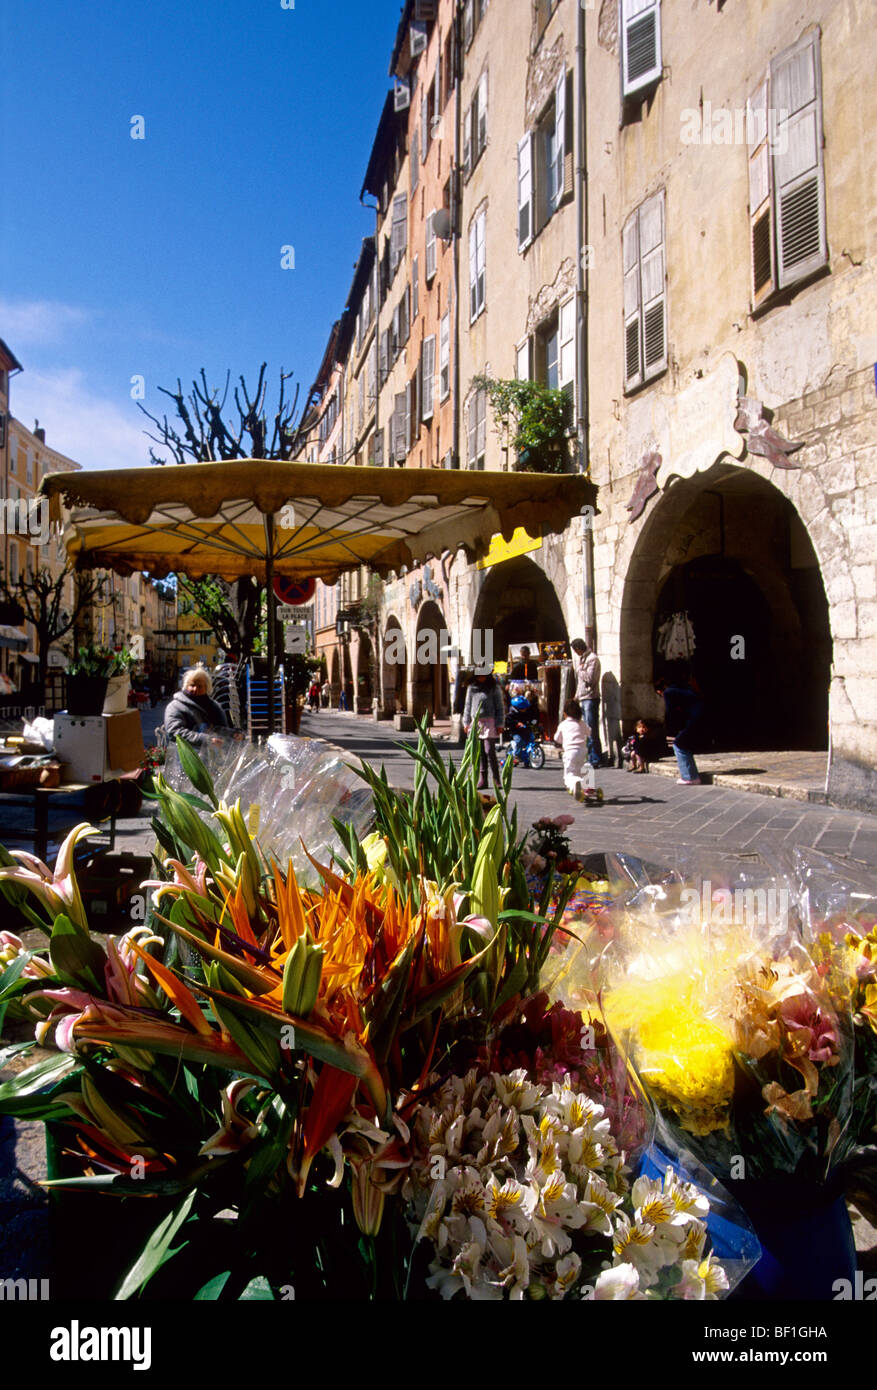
(34, 419, 46, 443)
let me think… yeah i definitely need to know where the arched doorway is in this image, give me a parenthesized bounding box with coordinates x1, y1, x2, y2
(356, 633, 374, 710)
(382, 617, 407, 713)
(471, 554, 568, 662)
(621, 465, 831, 751)
(330, 648, 340, 705)
(413, 600, 449, 720)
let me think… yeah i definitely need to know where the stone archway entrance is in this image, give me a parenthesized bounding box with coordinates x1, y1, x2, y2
(413, 600, 449, 720)
(471, 554, 568, 661)
(382, 616, 407, 713)
(621, 464, 832, 751)
(355, 633, 374, 711)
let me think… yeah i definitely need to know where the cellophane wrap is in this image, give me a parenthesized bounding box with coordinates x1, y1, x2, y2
(164, 731, 374, 881)
(588, 848, 857, 1186)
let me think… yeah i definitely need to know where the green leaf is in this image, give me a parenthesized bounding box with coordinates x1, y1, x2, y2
(239, 1275, 275, 1300)
(194, 1271, 232, 1300)
(0, 1052, 79, 1111)
(114, 1188, 198, 1300)
(49, 913, 106, 992)
(175, 738, 219, 808)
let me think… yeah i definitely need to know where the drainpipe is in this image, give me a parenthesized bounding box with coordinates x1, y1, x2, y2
(362, 196, 382, 709)
(575, 0, 596, 649)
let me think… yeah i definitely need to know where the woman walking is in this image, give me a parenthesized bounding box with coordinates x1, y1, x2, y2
(463, 669, 505, 790)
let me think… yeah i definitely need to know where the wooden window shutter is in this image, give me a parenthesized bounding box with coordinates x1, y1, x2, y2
(412, 256, 419, 319)
(391, 194, 407, 269)
(380, 329, 389, 384)
(463, 104, 472, 176)
(373, 426, 384, 466)
(639, 189, 667, 378)
(517, 134, 533, 251)
(622, 209, 642, 390)
(553, 70, 566, 212)
(559, 295, 576, 390)
(563, 72, 574, 199)
(621, 0, 662, 100)
(477, 70, 488, 156)
(476, 387, 487, 461)
(426, 213, 437, 280)
(421, 90, 429, 155)
(410, 128, 419, 195)
(467, 394, 478, 464)
(771, 30, 827, 290)
(421, 336, 435, 420)
(469, 219, 478, 319)
(516, 338, 532, 381)
(747, 78, 776, 305)
(463, 0, 474, 49)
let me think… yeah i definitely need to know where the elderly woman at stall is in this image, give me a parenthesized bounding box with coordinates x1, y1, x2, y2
(162, 667, 229, 747)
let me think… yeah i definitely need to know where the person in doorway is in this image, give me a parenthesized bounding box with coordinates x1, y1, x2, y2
(571, 638, 603, 768)
(554, 698, 589, 799)
(655, 677, 704, 784)
(162, 668, 228, 748)
(463, 669, 505, 790)
(510, 646, 539, 680)
(321, 680, 331, 709)
(338, 685, 349, 711)
(308, 679, 320, 711)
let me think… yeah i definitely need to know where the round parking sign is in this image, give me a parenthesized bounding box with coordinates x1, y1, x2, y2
(273, 576, 316, 605)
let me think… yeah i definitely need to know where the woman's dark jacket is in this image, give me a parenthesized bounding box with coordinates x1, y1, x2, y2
(163, 690, 229, 747)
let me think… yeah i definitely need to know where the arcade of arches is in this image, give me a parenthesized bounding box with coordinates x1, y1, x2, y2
(620, 465, 832, 752)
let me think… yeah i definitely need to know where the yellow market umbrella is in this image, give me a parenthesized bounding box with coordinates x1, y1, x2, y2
(42, 460, 597, 730)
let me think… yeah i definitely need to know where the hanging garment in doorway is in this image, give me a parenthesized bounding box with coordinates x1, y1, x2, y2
(657, 611, 696, 662)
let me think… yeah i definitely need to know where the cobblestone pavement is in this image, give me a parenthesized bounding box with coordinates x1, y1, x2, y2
(299, 710, 877, 869)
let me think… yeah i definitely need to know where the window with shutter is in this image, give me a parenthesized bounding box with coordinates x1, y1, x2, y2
(391, 308, 400, 361)
(380, 329, 390, 385)
(516, 339, 532, 381)
(425, 214, 437, 280)
(467, 389, 487, 469)
(421, 336, 436, 421)
(622, 190, 667, 392)
(463, 104, 472, 177)
(517, 134, 533, 251)
(440, 312, 450, 400)
(394, 390, 408, 462)
(421, 90, 429, 157)
(463, 0, 473, 49)
(559, 296, 576, 398)
(410, 128, 419, 195)
(412, 256, 419, 318)
(621, 0, 662, 100)
(373, 428, 384, 466)
(407, 376, 416, 450)
(391, 194, 408, 273)
(748, 80, 775, 305)
(469, 211, 486, 321)
(552, 71, 565, 215)
(477, 71, 488, 159)
(402, 286, 410, 343)
(772, 31, 827, 291)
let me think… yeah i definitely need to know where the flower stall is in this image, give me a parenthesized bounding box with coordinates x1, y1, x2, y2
(0, 721, 873, 1307)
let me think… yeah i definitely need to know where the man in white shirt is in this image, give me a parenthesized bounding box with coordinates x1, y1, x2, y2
(571, 638, 603, 768)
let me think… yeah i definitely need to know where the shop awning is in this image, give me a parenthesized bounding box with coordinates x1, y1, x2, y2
(0, 626, 28, 651)
(42, 460, 598, 584)
(19, 652, 39, 663)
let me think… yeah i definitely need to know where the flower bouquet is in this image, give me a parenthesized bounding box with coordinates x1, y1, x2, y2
(0, 726, 737, 1301)
(587, 858, 860, 1298)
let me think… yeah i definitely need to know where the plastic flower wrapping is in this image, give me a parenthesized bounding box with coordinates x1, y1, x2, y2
(573, 852, 861, 1188)
(0, 728, 750, 1301)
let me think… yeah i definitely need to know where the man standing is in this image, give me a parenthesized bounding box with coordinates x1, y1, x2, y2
(571, 638, 603, 768)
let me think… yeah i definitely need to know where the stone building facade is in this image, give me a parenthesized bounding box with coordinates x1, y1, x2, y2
(297, 0, 877, 809)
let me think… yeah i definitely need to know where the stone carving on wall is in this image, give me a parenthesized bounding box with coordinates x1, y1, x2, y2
(598, 0, 619, 54)
(734, 396, 804, 469)
(626, 451, 662, 523)
(526, 258, 577, 333)
(526, 34, 565, 126)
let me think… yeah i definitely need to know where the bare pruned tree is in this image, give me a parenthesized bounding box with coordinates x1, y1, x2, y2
(136, 366, 303, 663)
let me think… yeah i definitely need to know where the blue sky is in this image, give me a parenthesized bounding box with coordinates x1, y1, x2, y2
(0, 0, 403, 469)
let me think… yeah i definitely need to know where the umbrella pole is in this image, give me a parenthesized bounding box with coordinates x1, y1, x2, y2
(265, 512, 276, 736)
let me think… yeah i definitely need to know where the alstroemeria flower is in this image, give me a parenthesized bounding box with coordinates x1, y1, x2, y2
(593, 1263, 644, 1300)
(673, 1253, 730, 1300)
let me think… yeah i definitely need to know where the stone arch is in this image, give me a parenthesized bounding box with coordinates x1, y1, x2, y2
(382, 615, 407, 713)
(619, 462, 832, 751)
(413, 599, 449, 721)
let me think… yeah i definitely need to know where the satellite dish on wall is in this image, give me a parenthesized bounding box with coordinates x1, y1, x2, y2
(431, 208, 453, 242)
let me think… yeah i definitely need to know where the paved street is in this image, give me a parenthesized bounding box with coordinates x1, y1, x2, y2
(297, 709, 877, 870)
